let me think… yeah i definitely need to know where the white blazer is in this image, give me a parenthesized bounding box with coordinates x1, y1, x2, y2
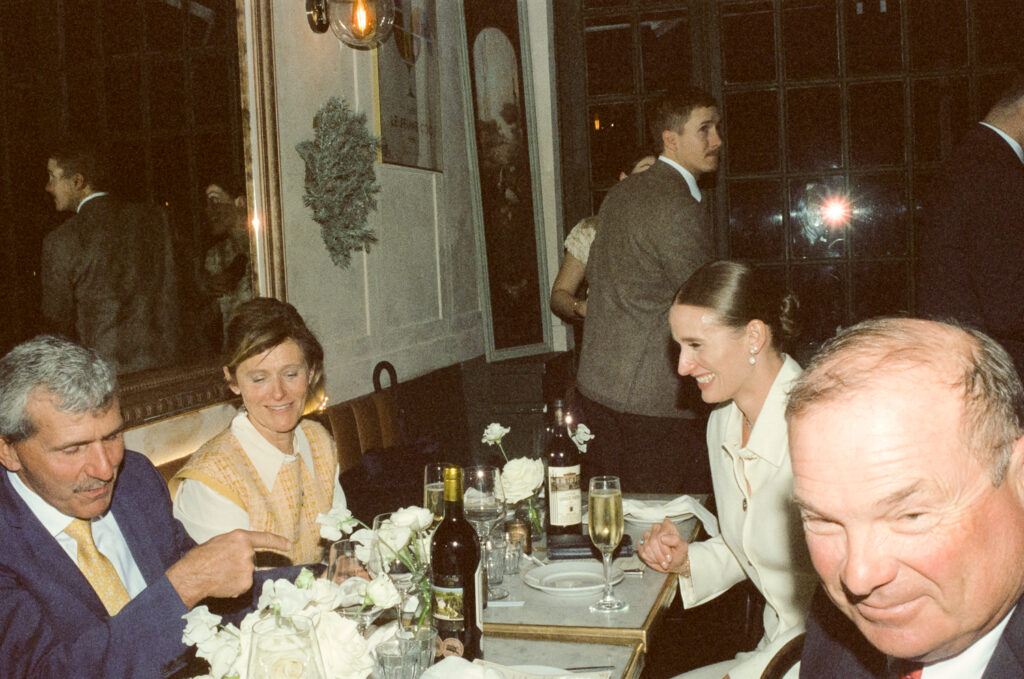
(680, 355, 817, 679)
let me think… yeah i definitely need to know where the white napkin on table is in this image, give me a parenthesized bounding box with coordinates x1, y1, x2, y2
(419, 657, 611, 679)
(622, 495, 719, 537)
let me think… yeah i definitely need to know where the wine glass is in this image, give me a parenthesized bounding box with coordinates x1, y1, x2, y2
(423, 461, 452, 528)
(588, 475, 628, 613)
(372, 512, 426, 626)
(247, 614, 326, 679)
(463, 465, 508, 601)
(327, 539, 382, 634)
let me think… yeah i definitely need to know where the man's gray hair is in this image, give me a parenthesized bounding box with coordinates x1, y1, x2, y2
(786, 317, 1024, 484)
(0, 335, 118, 443)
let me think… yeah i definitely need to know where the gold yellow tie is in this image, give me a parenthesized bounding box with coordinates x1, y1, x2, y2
(64, 518, 131, 615)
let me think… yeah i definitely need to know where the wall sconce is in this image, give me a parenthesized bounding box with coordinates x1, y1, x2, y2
(306, 0, 395, 49)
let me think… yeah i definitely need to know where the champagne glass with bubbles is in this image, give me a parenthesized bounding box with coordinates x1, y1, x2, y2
(423, 461, 451, 528)
(462, 465, 508, 600)
(588, 475, 628, 613)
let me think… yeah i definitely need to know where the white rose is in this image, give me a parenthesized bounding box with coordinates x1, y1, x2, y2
(317, 504, 358, 541)
(390, 506, 434, 532)
(376, 521, 412, 558)
(315, 613, 374, 679)
(182, 605, 222, 646)
(257, 578, 312, 618)
(501, 457, 544, 504)
(308, 578, 346, 612)
(571, 423, 595, 453)
(482, 422, 510, 445)
(336, 577, 369, 607)
(365, 574, 401, 609)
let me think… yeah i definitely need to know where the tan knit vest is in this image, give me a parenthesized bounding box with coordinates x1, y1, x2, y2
(170, 419, 337, 564)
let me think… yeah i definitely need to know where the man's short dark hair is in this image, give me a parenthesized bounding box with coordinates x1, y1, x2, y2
(47, 138, 109, 191)
(648, 87, 719, 151)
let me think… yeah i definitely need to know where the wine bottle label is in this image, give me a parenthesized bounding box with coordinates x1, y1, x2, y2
(432, 578, 465, 622)
(548, 465, 582, 526)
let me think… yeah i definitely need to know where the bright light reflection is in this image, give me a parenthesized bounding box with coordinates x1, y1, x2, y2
(820, 196, 851, 227)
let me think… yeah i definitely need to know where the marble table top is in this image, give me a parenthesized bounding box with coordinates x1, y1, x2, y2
(481, 637, 644, 679)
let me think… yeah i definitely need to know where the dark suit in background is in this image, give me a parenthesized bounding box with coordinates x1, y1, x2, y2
(917, 123, 1024, 375)
(0, 451, 196, 678)
(41, 194, 181, 373)
(576, 159, 714, 493)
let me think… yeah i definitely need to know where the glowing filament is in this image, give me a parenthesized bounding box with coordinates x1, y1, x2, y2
(352, 0, 374, 37)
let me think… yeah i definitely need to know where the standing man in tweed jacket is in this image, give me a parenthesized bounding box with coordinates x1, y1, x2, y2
(576, 88, 720, 494)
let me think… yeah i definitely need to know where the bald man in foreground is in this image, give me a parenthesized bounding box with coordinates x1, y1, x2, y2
(786, 318, 1024, 678)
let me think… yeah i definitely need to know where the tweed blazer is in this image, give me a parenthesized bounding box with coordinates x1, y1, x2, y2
(41, 194, 181, 373)
(916, 123, 1024, 375)
(577, 160, 714, 418)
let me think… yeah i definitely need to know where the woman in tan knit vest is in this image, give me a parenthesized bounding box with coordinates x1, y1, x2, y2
(169, 298, 344, 565)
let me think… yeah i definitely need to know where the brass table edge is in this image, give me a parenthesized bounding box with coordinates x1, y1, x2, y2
(482, 622, 646, 646)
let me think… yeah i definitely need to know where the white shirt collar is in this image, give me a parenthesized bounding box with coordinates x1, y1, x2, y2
(657, 155, 702, 203)
(979, 122, 1024, 164)
(6, 468, 85, 537)
(229, 410, 313, 489)
(912, 605, 1015, 678)
(76, 191, 109, 212)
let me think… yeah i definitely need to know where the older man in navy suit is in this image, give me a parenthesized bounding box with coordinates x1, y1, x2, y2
(786, 318, 1024, 678)
(0, 335, 290, 678)
(917, 72, 1024, 378)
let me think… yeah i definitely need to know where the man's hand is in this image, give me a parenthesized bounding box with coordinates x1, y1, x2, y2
(166, 529, 291, 608)
(637, 518, 689, 574)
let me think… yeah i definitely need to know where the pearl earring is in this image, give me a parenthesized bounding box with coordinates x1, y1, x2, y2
(749, 348, 756, 365)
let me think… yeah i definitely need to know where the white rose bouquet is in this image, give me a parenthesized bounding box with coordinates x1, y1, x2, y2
(182, 567, 391, 679)
(482, 422, 545, 535)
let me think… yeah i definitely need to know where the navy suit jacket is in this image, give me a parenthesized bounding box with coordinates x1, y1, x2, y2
(0, 450, 197, 678)
(916, 123, 1024, 376)
(800, 587, 1024, 678)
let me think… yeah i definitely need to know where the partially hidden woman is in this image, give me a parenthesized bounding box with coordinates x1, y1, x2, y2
(170, 297, 345, 565)
(637, 261, 817, 679)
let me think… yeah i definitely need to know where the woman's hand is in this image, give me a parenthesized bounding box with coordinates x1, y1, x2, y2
(638, 519, 690, 574)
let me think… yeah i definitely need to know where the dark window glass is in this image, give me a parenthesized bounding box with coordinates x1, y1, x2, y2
(849, 173, 908, 257)
(146, 0, 185, 53)
(912, 77, 970, 165)
(107, 138, 149, 200)
(195, 133, 237, 188)
(845, 0, 902, 75)
(728, 179, 785, 259)
(105, 61, 144, 132)
(975, 0, 1024, 66)
(908, 0, 967, 71)
(725, 89, 780, 173)
(67, 65, 104, 135)
(103, 1, 142, 56)
(589, 103, 640, 187)
(849, 81, 905, 167)
(150, 58, 187, 131)
(978, 71, 1018, 115)
(188, 0, 236, 48)
(853, 260, 909, 320)
(193, 56, 233, 128)
(585, 0, 625, 7)
(782, 0, 837, 79)
(151, 135, 190, 211)
(790, 262, 845, 349)
(585, 18, 633, 96)
(66, 0, 101, 61)
(786, 86, 841, 171)
(640, 12, 690, 94)
(721, 1, 776, 84)
(789, 176, 849, 258)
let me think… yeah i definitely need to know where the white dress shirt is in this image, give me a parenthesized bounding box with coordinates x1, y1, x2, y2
(658, 155, 702, 202)
(173, 411, 346, 544)
(6, 469, 147, 597)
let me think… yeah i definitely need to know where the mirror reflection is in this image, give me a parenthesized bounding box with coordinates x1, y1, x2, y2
(0, 0, 250, 373)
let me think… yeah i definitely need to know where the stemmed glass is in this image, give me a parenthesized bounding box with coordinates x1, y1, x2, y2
(462, 465, 509, 601)
(372, 512, 426, 626)
(247, 614, 326, 679)
(327, 539, 382, 634)
(423, 461, 452, 528)
(588, 475, 628, 613)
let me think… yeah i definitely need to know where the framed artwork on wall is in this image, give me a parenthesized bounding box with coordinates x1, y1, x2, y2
(458, 0, 551, 359)
(374, 0, 442, 171)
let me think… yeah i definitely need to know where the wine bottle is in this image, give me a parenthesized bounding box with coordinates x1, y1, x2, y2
(545, 399, 582, 536)
(430, 465, 483, 660)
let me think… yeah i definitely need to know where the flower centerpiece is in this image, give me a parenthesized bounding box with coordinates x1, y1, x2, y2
(481, 423, 545, 537)
(182, 566, 398, 679)
(317, 504, 435, 627)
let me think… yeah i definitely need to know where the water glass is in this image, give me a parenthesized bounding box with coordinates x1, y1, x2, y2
(483, 533, 508, 601)
(503, 532, 524, 574)
(397, 624, 438, 673)
(374, 625, 436, 679)
(327, 538, 368, 584)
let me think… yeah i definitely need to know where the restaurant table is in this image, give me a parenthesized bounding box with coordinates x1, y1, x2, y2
(481, 637, 645, 679)
(482, 493, 708, 649)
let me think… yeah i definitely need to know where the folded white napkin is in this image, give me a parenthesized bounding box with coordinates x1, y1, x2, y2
(621, 495, 719, 537)
(419, 656, 612, 679)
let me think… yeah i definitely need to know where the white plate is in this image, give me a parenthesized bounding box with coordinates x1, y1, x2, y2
(509, 666, 567, 676)
(623, 511, 689, 527)
(522, 560, 624, 597)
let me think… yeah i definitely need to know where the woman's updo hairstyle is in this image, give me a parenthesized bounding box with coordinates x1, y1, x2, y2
(674, 261, 800, 354)
(223, 297, 326, 414)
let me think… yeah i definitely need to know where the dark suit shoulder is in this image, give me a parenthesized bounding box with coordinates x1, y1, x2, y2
(800, 587, 886, 678)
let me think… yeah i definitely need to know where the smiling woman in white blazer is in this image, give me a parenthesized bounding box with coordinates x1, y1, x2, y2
(638, 261, 817, 679)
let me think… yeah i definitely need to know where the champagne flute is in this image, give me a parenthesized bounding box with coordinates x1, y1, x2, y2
(462, 465, 509, 601)
(588, 475, 628, 613)
(423, 461, 452, 528)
